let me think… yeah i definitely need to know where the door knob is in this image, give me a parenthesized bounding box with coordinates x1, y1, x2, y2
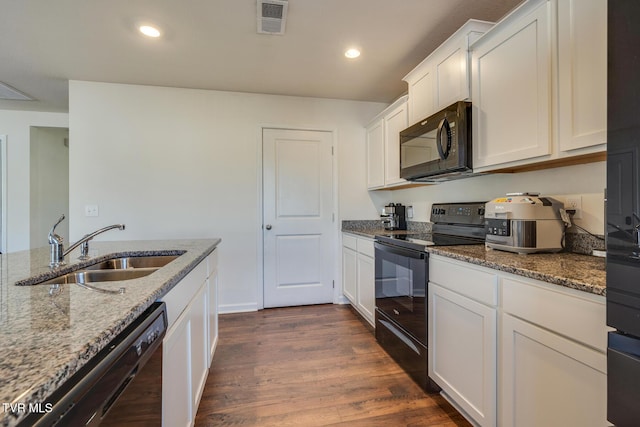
(265, 224, 272, 230)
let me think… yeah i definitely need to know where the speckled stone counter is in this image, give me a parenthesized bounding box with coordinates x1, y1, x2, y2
(341, 220, 431, 239)
(0, 239, 220, 427)
(428, 245, 606, 296)
(342, 221, 605, 297)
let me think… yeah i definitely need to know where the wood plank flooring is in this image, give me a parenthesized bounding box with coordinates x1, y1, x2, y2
(194, 304, 471, 427)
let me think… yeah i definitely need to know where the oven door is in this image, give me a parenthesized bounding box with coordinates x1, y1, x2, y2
(374, 241, 428, 344)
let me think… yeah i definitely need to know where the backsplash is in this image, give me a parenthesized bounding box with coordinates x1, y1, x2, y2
(565, 231, 606, 255)
(341, 220, 431, 235)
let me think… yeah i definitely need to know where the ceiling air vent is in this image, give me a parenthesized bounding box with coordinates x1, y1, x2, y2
(0, 82, 33, 101)
(257, 0, 288, 35)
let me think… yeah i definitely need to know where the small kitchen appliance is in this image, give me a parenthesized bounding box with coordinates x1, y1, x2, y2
(484, 192, 566, 254)
(381, 203, 407, 231)
(374, 202, 486, 392)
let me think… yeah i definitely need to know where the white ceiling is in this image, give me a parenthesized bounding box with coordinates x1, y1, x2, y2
(0, 0, 522, 112)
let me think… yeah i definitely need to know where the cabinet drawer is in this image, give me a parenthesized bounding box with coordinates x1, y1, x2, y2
(429, 255, 498, 306)
(502, 276, 607, 352)
(342, 234, 358, 251)
(357, 238, 375, 258)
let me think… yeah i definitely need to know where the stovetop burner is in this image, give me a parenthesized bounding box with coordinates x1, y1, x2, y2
(375, 232, 484, 251)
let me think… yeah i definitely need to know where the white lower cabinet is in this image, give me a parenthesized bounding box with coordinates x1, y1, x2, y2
(190, 283, 208, 414)
(500, 275, 610, 427)
(161, 248, 219, 427)
(428, 254, 608, 427)
(162, 308, 192, 427)
(429, 256, 497, 427)
(342, 234, 358, 305)
(341, 233, 375, 326)
(500, 313, 608, 427)
(356, 251, 375, 324)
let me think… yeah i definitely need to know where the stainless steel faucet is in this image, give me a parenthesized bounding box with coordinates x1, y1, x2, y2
(49, 214, 125, 267)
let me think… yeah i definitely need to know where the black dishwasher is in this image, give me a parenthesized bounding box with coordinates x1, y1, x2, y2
(20, 301, 167, 427)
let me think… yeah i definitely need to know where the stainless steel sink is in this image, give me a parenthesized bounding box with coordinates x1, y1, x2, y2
(84, 255, 179, 271)
(24, 253, 182, 294)
(40, 268, 160, 286)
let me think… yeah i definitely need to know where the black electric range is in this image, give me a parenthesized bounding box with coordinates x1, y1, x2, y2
(373, 202, 486, 392)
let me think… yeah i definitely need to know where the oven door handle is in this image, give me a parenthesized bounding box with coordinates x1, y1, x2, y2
(374, 242, 426, 260)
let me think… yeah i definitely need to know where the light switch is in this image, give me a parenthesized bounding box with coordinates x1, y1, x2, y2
(85, 205, 99, 217)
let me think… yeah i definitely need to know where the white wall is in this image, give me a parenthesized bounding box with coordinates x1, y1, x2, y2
(69, 80, 386, 313)
(0, 110, 69, 252)
(30, 127, 69, 248)
(374, 162, 606, 234)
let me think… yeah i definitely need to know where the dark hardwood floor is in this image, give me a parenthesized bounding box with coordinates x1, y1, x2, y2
(194, 304, 471, 426)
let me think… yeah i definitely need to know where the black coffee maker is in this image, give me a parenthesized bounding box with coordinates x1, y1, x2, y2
(381, 203, 407, 230)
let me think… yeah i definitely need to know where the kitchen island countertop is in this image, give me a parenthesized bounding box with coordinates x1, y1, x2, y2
(0, 238, 220, 427)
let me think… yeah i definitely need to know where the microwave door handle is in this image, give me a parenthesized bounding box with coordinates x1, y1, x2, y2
(436, 118, 451, 160)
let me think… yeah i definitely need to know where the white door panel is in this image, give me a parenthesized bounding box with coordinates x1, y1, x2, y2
(263, 129, 334, 308)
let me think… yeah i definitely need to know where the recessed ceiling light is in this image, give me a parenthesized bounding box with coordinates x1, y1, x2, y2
(345, 48, 361, 59)
(139, 25, 161, 38)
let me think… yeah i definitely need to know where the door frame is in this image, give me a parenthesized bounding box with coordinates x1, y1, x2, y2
(256, 125, 340, 310)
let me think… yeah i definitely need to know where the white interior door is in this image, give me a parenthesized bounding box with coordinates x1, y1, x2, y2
(263, 128, 334, 308)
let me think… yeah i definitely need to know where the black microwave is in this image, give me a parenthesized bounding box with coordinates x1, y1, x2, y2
(399, 101, 472, 182)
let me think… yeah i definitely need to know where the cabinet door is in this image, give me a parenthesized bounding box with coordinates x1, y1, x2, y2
(557, 0, 607, 152)
(163, 313, 192, 427)
(472, 0, 552, 170)
(342, 246, 357, 305)
(436, 44, 467, 110)
(384, 101, 408, 186)
(429, 284, 496, 427)
(366, 119, 385, 189)
(356, 253, 375, 326)
(408, 67, 435, 125)
(191, 282, 208, 412)
(500, 314, 608, 427)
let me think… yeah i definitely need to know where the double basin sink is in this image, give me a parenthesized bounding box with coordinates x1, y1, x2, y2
(37, 255, 180, 288)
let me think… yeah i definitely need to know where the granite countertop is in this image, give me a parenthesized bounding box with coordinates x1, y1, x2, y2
(341, 224, 605, 297)
(0, 238, 220, 427)
(428, 245, 605, 296)
(343, 228, 413, 239)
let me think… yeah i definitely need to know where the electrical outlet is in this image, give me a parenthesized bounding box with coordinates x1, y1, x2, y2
(85, 204, 99, 217)
(565, 196, 582, 219)
(407, 206, 414, 219)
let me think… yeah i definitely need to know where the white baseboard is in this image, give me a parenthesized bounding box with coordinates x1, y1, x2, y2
(218, 303, 258, 314)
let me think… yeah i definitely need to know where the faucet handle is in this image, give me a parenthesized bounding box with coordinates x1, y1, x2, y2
(48, 214, 66, 244)
(79, 241, 90, 260)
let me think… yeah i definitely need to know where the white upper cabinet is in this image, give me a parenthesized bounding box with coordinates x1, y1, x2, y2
(557, 0, 607, 153)
(404, 20, 494, 125)
(366, 95, 408, 190)
(405, 66, 434, 126)
(366, 118, 385, 189)
(471, 0, 607, 172)
(383, 100, 409, 186)
(472, 0, 553, 170)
